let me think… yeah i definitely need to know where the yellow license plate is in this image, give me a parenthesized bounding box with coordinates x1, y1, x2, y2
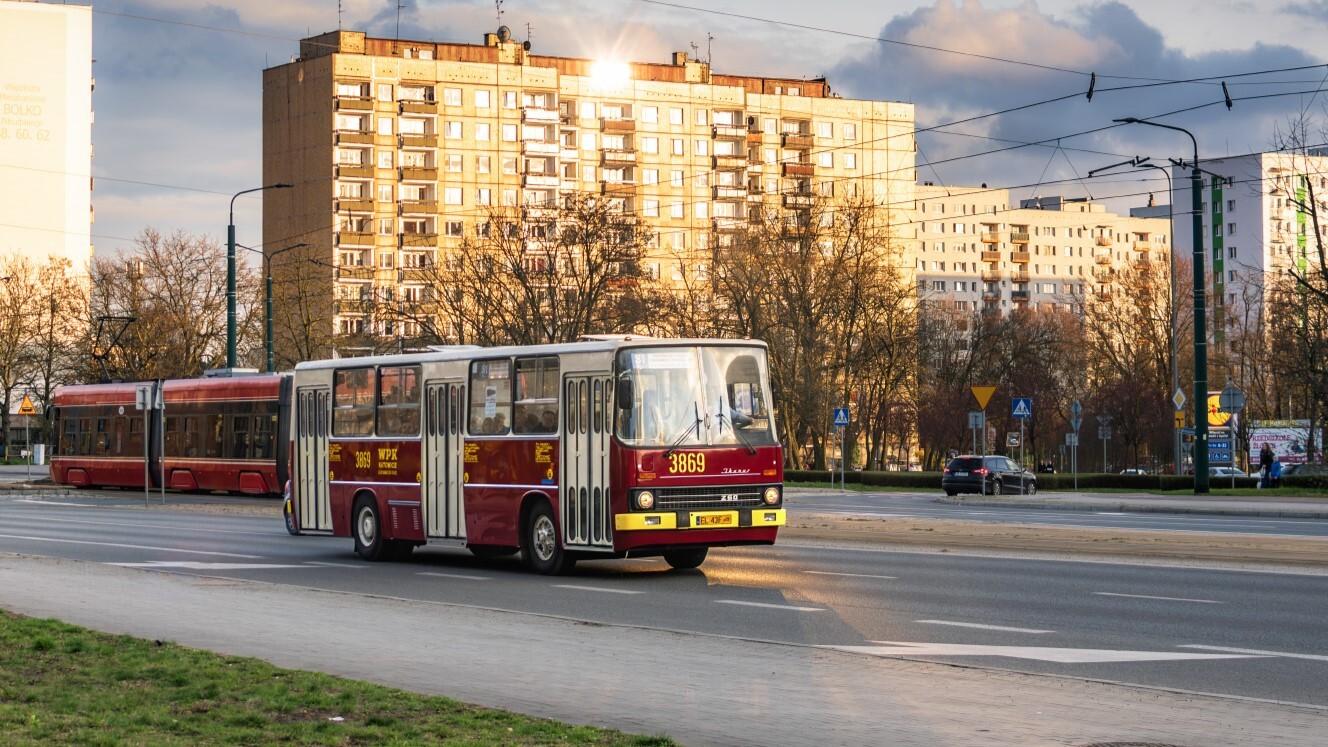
(694, 514, 735, 527)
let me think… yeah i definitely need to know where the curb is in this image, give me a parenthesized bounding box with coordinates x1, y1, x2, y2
(936, 495, 1328, 519)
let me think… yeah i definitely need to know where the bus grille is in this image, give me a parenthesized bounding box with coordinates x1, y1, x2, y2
(655, 486, 765, 511)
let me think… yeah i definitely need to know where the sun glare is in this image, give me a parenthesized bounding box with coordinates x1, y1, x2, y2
(590, 59, 631, 86)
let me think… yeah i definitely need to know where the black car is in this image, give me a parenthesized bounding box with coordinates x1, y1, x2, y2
(942, 455, 1037, 496)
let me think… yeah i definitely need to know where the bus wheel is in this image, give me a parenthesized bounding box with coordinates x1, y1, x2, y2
(282, 495, 300, 536)
(524, 501, 575, 575)
(353, 497, 387, 561)
(664, 547, 708, 570)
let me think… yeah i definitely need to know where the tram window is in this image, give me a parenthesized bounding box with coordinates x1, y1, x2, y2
(230, 416, 250, 458)
(94, 418, 110, 455)
(204, 413, 223, 458)
(377, 365, 421, 436)
(469, 359, 512, 434)
(184, 416, 201, 457)
(254, 415, 274, 459)
(333, 367, 377, 437)
(513, 356, 559, 434)
(164, 416, 181, 457)
(61, 417, 77, 455)
(127, 417, 144, 455)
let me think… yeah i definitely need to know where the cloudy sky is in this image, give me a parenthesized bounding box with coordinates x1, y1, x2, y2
(85, 0, 1328, 256)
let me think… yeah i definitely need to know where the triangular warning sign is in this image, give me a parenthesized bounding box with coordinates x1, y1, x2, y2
(18, 395, 36, 415)
(1013, 400, 1030, 417)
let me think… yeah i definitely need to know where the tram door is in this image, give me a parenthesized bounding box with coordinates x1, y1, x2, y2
(295, 387, 332, 531)
(423, 380, 466, 538)
(561, 374, 613, 549)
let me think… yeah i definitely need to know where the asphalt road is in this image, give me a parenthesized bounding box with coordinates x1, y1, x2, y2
(2, 495, 1326, 707)
(789, 489, 1328, 537)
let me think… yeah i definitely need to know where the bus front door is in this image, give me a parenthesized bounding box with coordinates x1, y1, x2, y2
(295, 387, 332, 531)
(424, 380, 466, 539)
(561, 374, 613, 550)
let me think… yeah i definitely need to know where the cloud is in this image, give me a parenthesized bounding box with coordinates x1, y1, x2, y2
(831, 0, 1326, 208)
(1281, 1, 1328, 22)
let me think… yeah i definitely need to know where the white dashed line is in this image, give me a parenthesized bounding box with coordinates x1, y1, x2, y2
(1093, 592, 1223, 604)
(805, 571, 898, 579)
(419, 571, 492, 581)
(714, 600, 824, 611)
(0, 533, 260, 558)
(915, 620, 1053, 634)
(554, 584, 644, 594)
(1179, 644, 1328, 662)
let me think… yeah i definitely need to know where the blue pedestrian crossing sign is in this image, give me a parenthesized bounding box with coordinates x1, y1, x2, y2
(1012, 397, 1033, 419)
(833, 407, 850, 427)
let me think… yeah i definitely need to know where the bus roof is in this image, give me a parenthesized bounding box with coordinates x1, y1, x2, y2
(293, 337, 768, 372)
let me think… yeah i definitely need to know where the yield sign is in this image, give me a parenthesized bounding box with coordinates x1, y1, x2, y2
(1173, 388, 1187, 411)
(970, 385, 997, 410)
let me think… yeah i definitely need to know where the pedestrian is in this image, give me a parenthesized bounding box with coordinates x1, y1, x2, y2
(1259, 443, 1274, 488)
(1271, 458, 1282, 489)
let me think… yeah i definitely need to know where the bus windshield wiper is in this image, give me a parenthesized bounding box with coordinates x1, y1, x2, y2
(664, 402, 703, 458)
(717, 396, 757, 454)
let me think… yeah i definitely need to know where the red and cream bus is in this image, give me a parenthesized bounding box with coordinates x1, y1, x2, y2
(285, 337, 784, 573)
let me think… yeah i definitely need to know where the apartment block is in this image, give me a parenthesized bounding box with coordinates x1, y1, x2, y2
(263, 28, 916, 341)
(1167, 152, 1328, 340)
(914, 184, 1170, 315)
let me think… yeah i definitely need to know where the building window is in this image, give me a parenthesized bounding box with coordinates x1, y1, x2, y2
(670, 108, 684, 125)
(503, 91, 517, 108)
(502, 124, 517, 142)
(475, 90, 491, 108)
(695, 201, 708, 219)
(440, 121, 458, 139)
(582, 165, 596, 183)
(671, 200, 684, 218)
(582, 132, 596, 151)
(376, 83, 392, 102)
(1228, 222, 1236, 235)
(1228, 246, 1237, 258)
(694, 140, 708, 156)
(845, 123, 857, 140)
(642, 106, 658, 123)
(695, 109, 708, 125)
(817, 121, 833, 138)
(845, 153, 857, 170)
(477, 156, 491, 173)
(502, 157, 518, 175)
(440, 87, 461, 106)
(444, 187, 462, 205)
(819, 151, 833, 168)
(581, 101, 596, 119)
(377, 150, 394, 169)
(476, 123, 491, 141)
(644, 199, 659, 217)
(643, 136, 659, 154)
(376, 117, 394, 136)
(444, 221, 464, 238)
(672, 139, 684, 156)
(445, 154, 462, 173)
(643, 169, 659, 185)
(670, 170, 684, 187)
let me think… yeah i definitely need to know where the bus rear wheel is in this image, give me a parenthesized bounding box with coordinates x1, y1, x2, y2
(353, 497, 390, 561)
(664, 547, 708, 570)
(524, 501, 575, 575)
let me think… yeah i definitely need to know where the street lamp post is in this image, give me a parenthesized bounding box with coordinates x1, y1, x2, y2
(1114, 117, 1209, 493)
(227, 183, 292, 369)
(265, 243, 307, 373)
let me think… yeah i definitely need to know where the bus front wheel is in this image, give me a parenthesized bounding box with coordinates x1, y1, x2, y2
(664, 547, 708, 570)
(353, 497, 388, 561)
(524, 501, 575, 575)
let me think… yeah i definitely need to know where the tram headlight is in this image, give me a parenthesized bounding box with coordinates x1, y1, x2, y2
(763, 487, 781, 505)
(635, 490, 656, 510)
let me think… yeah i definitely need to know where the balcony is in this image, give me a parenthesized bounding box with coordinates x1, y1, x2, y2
(781, 132, 814, 149)
(523, 174, 560, 188)
(713, 185, 747, 200)
(1094, 253, 1111, 265)
(336, 231, 374, 246)
(981, 232, 1000, 244)
(1011, 271, 1030, 283)
(523, 141, 560, 155)
(560, 147, 578, 161)
(335, 198, 374, 213)
(747, 132, 765, 145)
(601, 149, 637, 165)
(1011, 251, 1031, 263)
(522, 107, 559, 123)
(398, 134, 437, 148)
(399, 267, 433, 283)
(398, 100, 435, 114)
(399, 200, 437, 214)
(601, 117, 636, 132)
(400, 232, 438, 247)
(1010, 231, 1030, 243)
(712, 124, 747, 139)
(336, 266, 374, 281)
(334, 97, 373, 111)
(1092, 266, 1113, 280)
(782, 162, 814, 177)
(1012, 290, 1030, 302)
(1133, 240, 1153, 251)
(982, 290, 1001, 301)
(334, 298, 372, 314)
(712, 154, 748, 170)
(782, 194, 815, 210)
(336, 164, 374, 179)
(981, 271, 1003, 283)
(600, 182, 638, 197)
(712, 216, 744, 232)
(1095, 235, 1113, 246)
(560, 179, 578, 191)
(335, 131, 374, 145)
(399, 166, 437, 181)
(981, 250, 1001, 262)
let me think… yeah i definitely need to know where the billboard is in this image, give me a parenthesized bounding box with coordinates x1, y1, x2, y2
(1249, 420, 1313, 465)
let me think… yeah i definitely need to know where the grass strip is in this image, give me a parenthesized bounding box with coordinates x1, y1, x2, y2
(0, 610, 674, 746)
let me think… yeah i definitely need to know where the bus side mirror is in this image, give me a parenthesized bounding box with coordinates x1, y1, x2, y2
(616, 379, 633, 408)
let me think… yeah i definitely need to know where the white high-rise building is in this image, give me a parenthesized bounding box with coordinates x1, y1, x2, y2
(0, 0, 93, 272)
(1169, 152, 1328, 341)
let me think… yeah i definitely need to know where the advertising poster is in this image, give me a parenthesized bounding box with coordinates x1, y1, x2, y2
(1248, 420, 1313, 464)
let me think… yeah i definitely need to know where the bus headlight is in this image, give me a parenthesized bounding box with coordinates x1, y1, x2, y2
(763, 487, 781, 505)
(636, 490, 655, 510)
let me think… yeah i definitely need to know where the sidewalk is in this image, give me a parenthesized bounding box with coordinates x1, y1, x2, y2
(2, 554, 1325, 746)
(937, 490, 1328, 519)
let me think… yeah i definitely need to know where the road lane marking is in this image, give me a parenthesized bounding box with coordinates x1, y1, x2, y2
(0, 533, 260, 558)
(715, 600, 824, 611)
(1179, 645, 1328, 662)
(915, 620, 1053, 634)
(7, 514, 274, 536)
(109, 561, 306, 570)
(1093, 592, 1223, 604)
(554, 584, 644, 595)
(805, 571, 897, 579)
(304, 561, 366, 569)
(825, 641, 1265, 663)
(420, 572, 491, 581)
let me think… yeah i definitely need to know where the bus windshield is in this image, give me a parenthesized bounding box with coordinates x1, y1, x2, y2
(615, 345, 777, 448)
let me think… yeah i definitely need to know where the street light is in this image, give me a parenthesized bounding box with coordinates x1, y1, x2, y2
(1087, 156, 1181, 475)
(1114, 117, 1209, 493)
(236, 242, 307, 373)
(227, 183, 292, 369)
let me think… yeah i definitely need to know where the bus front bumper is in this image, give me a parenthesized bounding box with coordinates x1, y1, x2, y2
(615, 508, 785, 531)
